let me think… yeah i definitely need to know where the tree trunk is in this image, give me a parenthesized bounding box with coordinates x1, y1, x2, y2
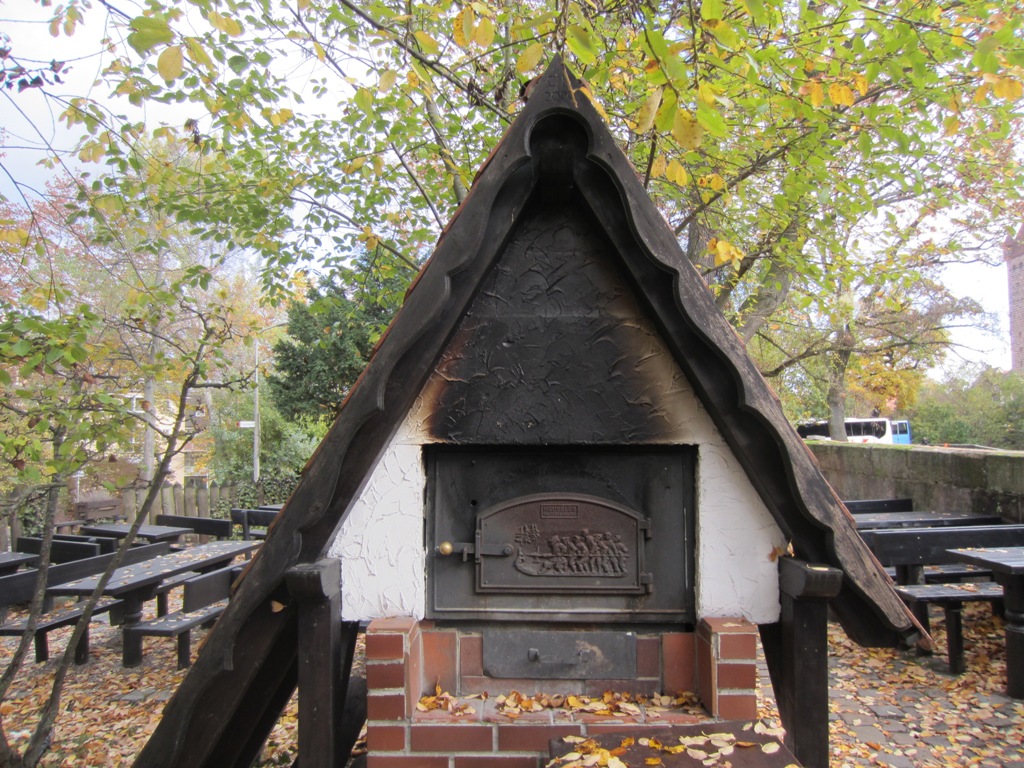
(736, 259, 794, 343)
(827, 328, 854, 441)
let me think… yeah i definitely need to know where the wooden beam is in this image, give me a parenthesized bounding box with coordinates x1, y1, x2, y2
(761, 558, 842, 768)
(285, 559, 361, 767)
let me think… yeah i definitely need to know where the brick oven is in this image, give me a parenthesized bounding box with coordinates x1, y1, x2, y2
(139, 58, 918, 768)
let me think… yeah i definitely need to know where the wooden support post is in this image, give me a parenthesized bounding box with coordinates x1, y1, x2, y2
(761, 557, 842, 768)
(285, 558, 360, 768)
(1002, 576, 1024, 698)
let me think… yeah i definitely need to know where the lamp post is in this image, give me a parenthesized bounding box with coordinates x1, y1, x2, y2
(251, 321, 286, 485)
(253, 341, 261, 484)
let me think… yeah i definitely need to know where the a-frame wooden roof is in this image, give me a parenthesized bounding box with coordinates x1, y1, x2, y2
(136, 57, 916, 767)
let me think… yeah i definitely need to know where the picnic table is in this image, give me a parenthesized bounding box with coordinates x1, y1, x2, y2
(948, 546, 1024, 698)
(47, 540, 258, 665)
(853, 510, 1004, 530)
(0, 552, 39, 576)
(80, 522, 195, 544)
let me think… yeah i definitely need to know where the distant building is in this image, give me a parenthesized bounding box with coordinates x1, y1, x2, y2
(1005, 224, 1024, 371)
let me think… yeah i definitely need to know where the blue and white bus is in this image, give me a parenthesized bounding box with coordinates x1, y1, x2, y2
(797, 417, 911, 444)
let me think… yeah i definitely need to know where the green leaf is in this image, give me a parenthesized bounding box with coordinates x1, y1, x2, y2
(157, 45, 184, 81)
(354, 87, 374, 115)
(127, 16, 173, 54)
(654, 87, 678, 133)
(378, 69, 398, 93)
(184, 37, 213, 70)
(414, 30, 440, 55)
(744, 0, 766, 25)
(566, 25, 597, 66)
(634, 88, 661, 134)
(858, 129, 872, 158)
(209, 11, 243, 37)
(228, 55, 249, 74)
(517, 42, 544, 73)
(696, 102, 728, 137)
(702, 0, 724, 20)
(705, 19, 738, 48)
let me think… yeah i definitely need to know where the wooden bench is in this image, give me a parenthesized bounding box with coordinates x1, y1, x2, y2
(0, 542, 170, 663)
(155, 514, 234, 540)
(54, 533, 120, 554)
(881, 564, 992, 583)
(893, 582, 1004, 674)
(861, 525, 1024, 673)
(122, 568, 234, 669)
(230, 508, 278, 541)
(16, 537, 101, 564)
(843, 497, 914, 513)
(56, 498, 126, 533)
(861, 525, 1024, 584)
(0, 597, 123, 663)
(154, 571, 200, 617)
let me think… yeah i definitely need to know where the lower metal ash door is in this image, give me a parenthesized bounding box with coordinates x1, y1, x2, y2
(483, 629, 636, 679)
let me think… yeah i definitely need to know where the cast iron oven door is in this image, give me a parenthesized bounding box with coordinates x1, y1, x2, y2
(426, 446, 695, 624)
(445, 492, 651, 595)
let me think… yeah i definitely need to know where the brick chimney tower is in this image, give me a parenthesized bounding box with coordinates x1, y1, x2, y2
(1006, 224, 1024, 371)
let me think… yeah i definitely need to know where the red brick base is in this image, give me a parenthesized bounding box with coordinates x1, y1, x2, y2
(364, 617, 758, 767)
(696, 617, 758, 720)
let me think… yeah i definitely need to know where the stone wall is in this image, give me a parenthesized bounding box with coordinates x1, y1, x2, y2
(808, 442, 1024, 524)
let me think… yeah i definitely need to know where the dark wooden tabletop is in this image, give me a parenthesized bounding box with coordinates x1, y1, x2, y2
(0, 551, 39, 576)
(854, 510, 1004, 530)
(80, 523, 195, 544)
(948, 546, 1024, 574)
(47, 541, 258, 598)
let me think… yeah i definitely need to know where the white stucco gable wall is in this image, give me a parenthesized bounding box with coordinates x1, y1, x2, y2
(328, 378, 788, 625)
(327, 419, 426, 620)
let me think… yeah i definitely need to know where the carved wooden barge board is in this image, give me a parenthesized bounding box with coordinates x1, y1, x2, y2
(136, 56, 914, 768)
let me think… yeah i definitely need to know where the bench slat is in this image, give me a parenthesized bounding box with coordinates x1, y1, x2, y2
(16, 537, 101, 564)
(844, 497, 914, 513)
(128, 602, 227, 636)
(894, 582, 1003, 603)
(122, 568, 233, 668)
(0, 598, 123, 664)
(155, 514, 233, 540)
(861, 525, 1024, 566)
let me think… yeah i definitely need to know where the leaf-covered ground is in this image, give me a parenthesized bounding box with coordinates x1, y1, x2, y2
(759, 603, 1023, 767)
(1, 602, 1021, 765)
(0, 597, 301, 767)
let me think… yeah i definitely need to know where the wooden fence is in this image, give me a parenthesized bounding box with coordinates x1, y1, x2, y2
(120, 480, 240, 524)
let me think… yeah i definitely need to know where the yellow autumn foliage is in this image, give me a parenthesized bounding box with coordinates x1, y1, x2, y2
(708, 237, 744, 268)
